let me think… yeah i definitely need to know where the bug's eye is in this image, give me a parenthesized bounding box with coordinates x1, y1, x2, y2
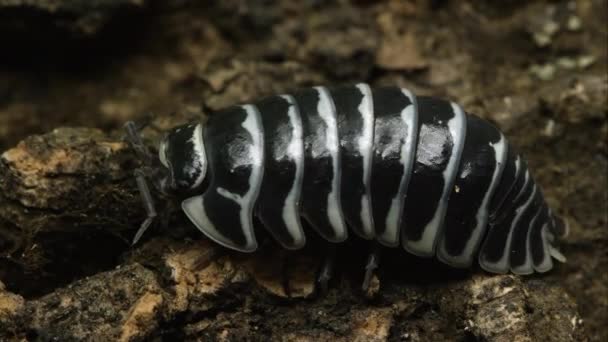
(158, 139, 169, 168)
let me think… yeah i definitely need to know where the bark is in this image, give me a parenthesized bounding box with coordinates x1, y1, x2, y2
(0, 0, 606, 341)
(0, 67, 590, 342)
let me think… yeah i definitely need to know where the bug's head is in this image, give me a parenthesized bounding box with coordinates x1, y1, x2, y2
(124, 121, 208, 245)
(157, 123, 208, 194)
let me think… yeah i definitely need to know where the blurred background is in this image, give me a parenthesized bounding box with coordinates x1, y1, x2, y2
(0, 0, 606, 340)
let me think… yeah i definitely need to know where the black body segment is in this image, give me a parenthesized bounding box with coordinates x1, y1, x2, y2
(529, 205, 551, 271)
(292, 86, 347, 242)
(181, 105, 264, 252)
(479, 168, 533, 273)
(149, 83, 567, 276)
(492, 160, 530, 225)
(505, 182, 537, 271)
(509, 187, 543, 274)
(401, 97, 467, 257)
(331, 84, 375, 239)
(369, 87, 418, 246)
(488, 150, 522, 221)
(253, 95, 306, 249)
(437, 115, 507, 267)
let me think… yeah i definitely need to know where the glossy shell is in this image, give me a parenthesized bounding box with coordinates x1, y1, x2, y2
(163, 83, 566, 275)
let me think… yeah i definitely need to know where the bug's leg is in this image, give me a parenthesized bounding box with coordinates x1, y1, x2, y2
(317, 245, 337, 293)
(362, 244, 382, 292)
(132, 169, 157, 245)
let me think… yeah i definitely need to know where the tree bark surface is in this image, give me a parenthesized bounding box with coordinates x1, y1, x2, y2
(0, 0, 606, 341)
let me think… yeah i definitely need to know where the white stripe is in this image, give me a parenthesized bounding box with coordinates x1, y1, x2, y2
(548, 244, 567, 263)
(544, 208, 567, 262)
(438, 134, 508, 267)
(379, 89, 418, 246)
(513, 156, 521, 181)
(355, 83, 375, 238)
(181, 104, 264, 252)
(315, 86, 347, 240)
(188, 123, 208, 189)
(280, 94, 306, 249)
(404, 102, 466, 256)
(534, 224, 555, 272)
(158, 139, 169, 168)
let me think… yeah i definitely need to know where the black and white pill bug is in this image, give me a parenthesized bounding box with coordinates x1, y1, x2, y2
(125, 83, 568, 279)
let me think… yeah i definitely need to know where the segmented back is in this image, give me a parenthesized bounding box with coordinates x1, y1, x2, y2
(162, 83, 565, 275)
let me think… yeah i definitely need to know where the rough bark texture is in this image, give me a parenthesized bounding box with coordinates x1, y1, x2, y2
(0, 0, 606, 341)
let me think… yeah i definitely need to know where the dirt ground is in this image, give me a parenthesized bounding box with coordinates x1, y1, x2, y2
(0, 0, 606, 341)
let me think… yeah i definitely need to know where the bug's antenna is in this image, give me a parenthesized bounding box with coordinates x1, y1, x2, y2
(124, 121, 158, 245)
(124, 121, 153, 165)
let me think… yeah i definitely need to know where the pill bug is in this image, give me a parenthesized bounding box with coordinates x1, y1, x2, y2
(125, 83, 567, 282)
